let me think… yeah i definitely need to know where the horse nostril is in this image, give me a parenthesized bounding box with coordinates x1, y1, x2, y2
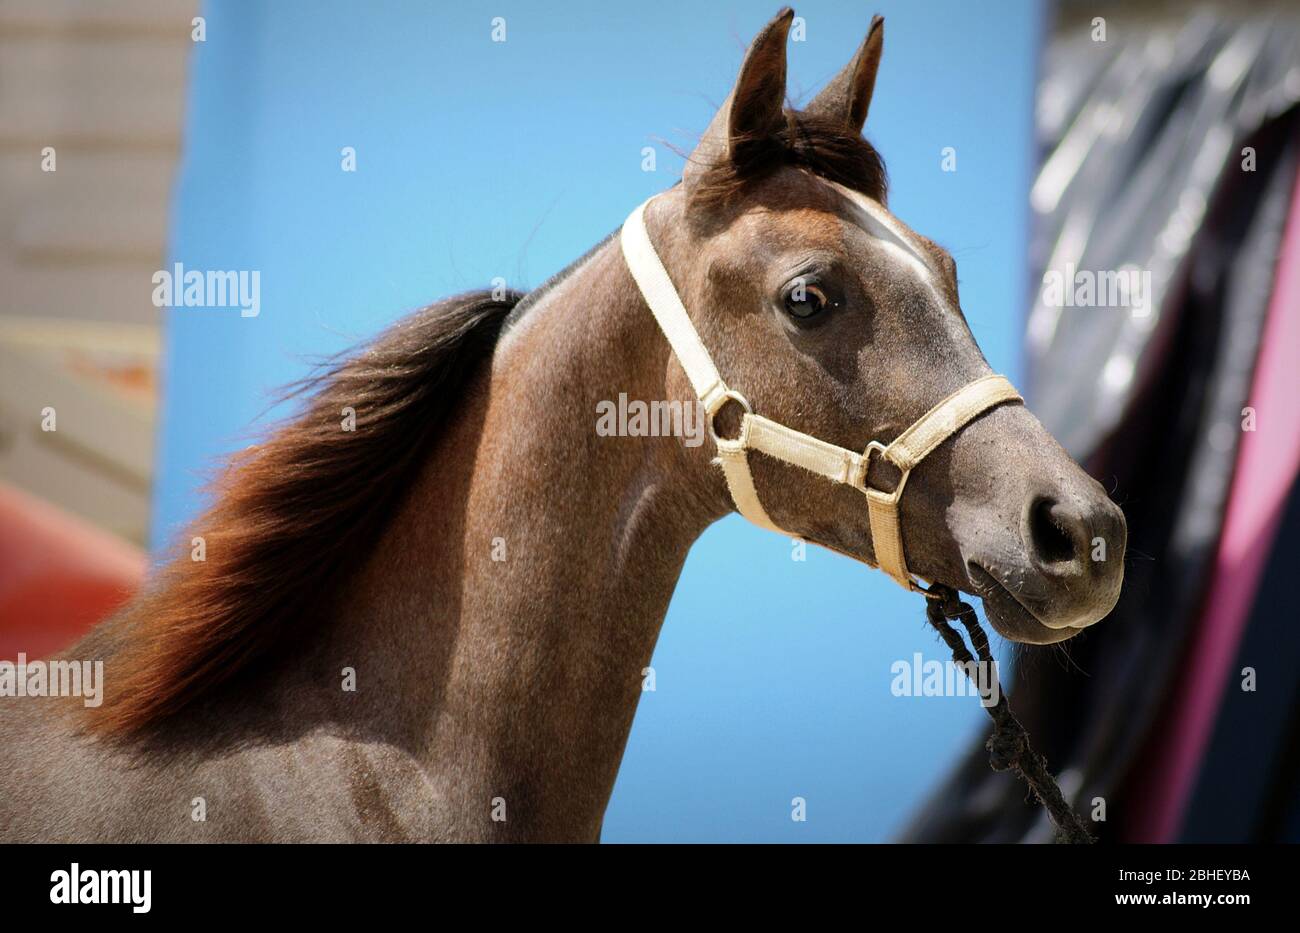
(1026, 496, 1080, 568)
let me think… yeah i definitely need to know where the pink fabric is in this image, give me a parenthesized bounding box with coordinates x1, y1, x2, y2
(0, 482, 145, 660)
(1125, 163, 1300, 842)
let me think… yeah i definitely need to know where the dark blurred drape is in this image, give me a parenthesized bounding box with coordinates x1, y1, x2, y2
(903, 11, 1300, 843)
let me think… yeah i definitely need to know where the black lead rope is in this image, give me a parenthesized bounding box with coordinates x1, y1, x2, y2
(923, 582, 1095, 844)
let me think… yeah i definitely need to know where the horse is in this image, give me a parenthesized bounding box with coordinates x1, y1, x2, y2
(0, 9, 1125, 843)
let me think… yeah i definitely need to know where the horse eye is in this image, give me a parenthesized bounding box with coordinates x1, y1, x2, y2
(783, 281, 830, 319)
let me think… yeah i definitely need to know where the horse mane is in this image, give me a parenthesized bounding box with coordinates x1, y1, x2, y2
(688, 108, 889, 210)
(86, 290, 523, 736)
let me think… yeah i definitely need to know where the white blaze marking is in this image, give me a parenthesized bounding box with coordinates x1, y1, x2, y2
(826, 181, 950, 311)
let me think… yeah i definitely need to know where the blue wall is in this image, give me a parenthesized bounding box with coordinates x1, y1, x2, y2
(157, 0, 1042, 841)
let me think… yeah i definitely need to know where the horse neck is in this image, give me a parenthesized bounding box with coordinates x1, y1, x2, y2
(327, 225, 726, 840)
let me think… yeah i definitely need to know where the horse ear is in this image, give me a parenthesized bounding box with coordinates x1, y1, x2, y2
(804, 15, 883, 136)
(684, 7, 794, 185)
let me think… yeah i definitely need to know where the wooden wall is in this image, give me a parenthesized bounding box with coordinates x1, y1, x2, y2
(0, 0, 197, 545)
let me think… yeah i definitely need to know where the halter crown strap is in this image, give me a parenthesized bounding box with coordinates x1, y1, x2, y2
(619, 197, 1023, 590)
(620, 201, 731, 415)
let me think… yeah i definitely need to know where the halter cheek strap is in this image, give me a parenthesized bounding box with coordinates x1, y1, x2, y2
(620, 198, 1023, 591)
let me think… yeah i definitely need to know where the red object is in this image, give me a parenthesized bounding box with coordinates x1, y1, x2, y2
(1124, 162, 1300, 841)
(0, 481, 146, 660)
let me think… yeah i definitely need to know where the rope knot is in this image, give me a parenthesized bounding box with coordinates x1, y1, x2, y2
(986, 727, 1026, 771)
(938, 591, 968, 622)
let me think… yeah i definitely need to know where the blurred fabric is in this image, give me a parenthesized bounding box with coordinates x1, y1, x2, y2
(904, 11, 1300, 843)
(0, 481, 144, 660)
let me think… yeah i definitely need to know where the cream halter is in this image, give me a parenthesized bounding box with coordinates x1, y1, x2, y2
(619, 195, 1024, 592)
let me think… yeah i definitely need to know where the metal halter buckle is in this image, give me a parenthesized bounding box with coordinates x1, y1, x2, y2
(862, 440, 910, 504)
(707, 389, 753, 445)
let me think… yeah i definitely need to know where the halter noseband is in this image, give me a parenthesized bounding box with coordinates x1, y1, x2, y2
(620, 196, 1023, 591)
